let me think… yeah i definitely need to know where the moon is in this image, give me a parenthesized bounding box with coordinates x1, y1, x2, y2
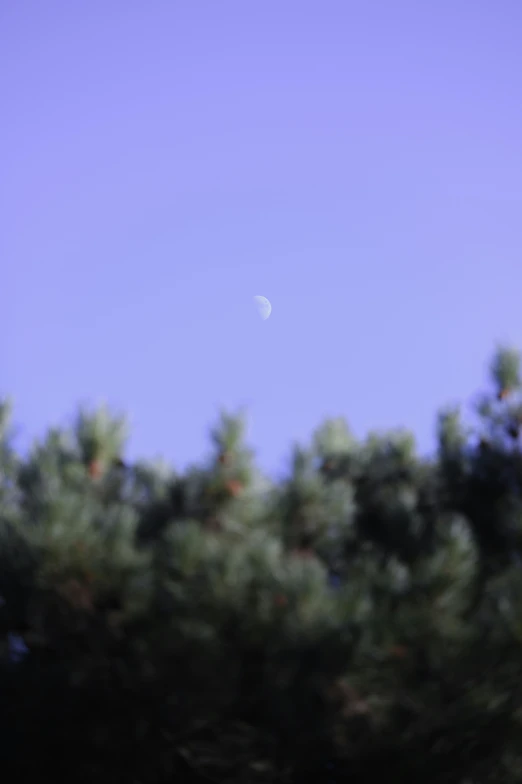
(253, 295, 272, 321)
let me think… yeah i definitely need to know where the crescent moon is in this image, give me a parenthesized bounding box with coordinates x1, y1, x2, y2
(253, 295, 272, 321)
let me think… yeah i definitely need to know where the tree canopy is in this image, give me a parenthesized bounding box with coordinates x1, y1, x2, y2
(2, 346, 522, 783)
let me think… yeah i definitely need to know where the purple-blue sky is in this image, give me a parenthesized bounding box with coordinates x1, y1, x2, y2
(3, 2, 522, 475)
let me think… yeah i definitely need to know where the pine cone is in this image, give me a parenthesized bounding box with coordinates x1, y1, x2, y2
(390, 644, 408, 659)
(292, 547, 314, 559)
(225, 479, 243, 497)
(88, 459, 103, 480)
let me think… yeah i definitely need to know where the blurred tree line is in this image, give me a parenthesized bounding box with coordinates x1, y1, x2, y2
(1, 347, 522, 783)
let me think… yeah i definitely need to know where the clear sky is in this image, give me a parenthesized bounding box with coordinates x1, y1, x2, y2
(3, 1, 522, 476)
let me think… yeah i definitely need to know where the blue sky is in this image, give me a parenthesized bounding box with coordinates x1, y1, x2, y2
(3, 1, 522, 476)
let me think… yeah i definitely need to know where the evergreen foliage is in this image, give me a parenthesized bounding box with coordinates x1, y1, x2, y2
(2, 348, 522, 783)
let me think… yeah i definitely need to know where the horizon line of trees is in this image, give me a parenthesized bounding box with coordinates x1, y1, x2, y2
(1, 346, 522, 783)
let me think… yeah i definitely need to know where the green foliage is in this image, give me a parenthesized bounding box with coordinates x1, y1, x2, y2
(2, 347, 522, 783)
(490, 345, 521, 396)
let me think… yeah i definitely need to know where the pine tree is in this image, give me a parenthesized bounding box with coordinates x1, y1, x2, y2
(1, 349, 522, 783)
